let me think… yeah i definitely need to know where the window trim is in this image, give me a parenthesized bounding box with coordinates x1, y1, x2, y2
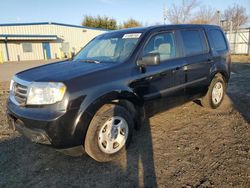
(179, 28, 209, 57)
(200, 29, 210, 54)
(141, 30, 180, 63)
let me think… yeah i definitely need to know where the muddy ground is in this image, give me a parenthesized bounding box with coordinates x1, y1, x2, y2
(0, 62, 249, 187)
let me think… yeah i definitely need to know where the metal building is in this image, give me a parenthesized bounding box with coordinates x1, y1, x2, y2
(0, 22, 106, 63)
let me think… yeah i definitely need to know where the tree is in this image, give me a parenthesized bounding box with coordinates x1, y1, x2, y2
(223, 4, 248, 30)
(189, 6, 217, 24)
(82, 15, 117, 30)
(122, 19, 142, 28)
(165, 0, 199, 24)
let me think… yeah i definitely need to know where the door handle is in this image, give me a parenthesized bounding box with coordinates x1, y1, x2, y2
(183, 65, 188, 71)
(145, 76, 153, 81)
(208, 58, 214, 63)
(172, 67, 180, 73)
(172, 66, 186, 73)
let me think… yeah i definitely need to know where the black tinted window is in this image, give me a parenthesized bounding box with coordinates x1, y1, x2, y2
(210, 29, 227, 51)
(180, 30, 204, 56)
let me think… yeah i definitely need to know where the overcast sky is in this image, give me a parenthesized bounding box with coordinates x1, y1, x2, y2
(1, 0, 250, 26)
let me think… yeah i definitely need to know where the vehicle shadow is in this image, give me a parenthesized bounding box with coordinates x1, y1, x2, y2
(0, 135, 130, 187)
(226, 62, 250, 123)
(0, 119, 157, 187)
(125, 114, 157, 187)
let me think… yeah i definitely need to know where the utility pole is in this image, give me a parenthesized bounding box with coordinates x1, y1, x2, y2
(163, 4, 167, 24)
(229, 20, 233, 32)
(216, 10, 221, 26)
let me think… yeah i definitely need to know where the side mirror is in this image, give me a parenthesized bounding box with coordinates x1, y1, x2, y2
(137, 53, 160, 66)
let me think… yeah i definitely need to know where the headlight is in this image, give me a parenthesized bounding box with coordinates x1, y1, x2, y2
(26, 82, 66, 105)
(9, 79, 14, 91)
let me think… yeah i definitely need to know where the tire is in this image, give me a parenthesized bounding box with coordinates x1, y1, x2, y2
(201, 73, 226, 109)
(84, 104, 133, 162)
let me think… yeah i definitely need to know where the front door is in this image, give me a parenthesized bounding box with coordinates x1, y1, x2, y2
(131, 31, 186, 115)
(42, 42, 51, 59)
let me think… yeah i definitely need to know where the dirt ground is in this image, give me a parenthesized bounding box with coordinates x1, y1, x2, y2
(0, 62, 250, 188)
(231, 55, 250, 64)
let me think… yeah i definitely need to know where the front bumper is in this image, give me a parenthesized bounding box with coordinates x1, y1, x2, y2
(7, 116, 51, 144)
(6, 98, 84, 149)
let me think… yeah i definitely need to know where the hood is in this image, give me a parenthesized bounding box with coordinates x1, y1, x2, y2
(16, 60, 112, 82)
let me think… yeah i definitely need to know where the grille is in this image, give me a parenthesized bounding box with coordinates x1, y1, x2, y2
(13, 82, 28, 105)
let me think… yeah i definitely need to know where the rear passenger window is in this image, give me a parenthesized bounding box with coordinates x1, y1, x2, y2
(143, 32, 177, 61)
(180, 30, 206, 56)
(210, 29, 227, 51)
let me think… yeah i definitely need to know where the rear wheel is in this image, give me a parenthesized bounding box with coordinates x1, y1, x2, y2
(201, 74, 226, 109)
(84, 104, 133, 162)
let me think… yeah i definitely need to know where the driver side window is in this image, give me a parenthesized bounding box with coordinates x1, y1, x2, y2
(143, 32, 177, 61)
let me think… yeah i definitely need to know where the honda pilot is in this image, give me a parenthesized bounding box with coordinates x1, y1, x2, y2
(7, 24, 231, 162)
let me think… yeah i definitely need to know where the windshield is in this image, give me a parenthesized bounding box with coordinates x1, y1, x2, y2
(74, 32, 142, 63)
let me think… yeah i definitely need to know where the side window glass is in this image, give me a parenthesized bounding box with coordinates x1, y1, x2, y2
(210, 29, 227, 51)
(180, 30, 204, 56)
(143, 32, 177, 61)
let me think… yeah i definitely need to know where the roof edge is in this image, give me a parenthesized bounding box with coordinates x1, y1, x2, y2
(0, 34, 57, 38)
(0, 22, 108, 31)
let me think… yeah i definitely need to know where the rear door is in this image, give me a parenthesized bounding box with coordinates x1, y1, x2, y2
(207, 29, 230, 76)
(178, 28, 211, 98)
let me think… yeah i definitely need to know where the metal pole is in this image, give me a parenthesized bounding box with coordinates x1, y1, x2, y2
(229, 21, 233, 33)
(163, 4, 167, 24)
(248, 27, 250, 55)
(4, 37, 9, 61)
(216, 11, 221, 26)
(233, 29, 237, 54)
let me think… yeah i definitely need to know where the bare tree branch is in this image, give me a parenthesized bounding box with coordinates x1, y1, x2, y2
(189, 6, 217, 24)
(223, 4, 249, 30)
(166, 0, 199, 24)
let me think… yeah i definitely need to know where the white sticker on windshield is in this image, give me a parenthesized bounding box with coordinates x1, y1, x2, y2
(122, 33, 142, 39)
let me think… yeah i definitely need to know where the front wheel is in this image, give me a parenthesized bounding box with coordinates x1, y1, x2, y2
(84, 104, 133, 162)
(201, 74, 226, 109)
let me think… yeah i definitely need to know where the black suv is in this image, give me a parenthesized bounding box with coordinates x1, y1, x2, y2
(7, 24, 231, 162)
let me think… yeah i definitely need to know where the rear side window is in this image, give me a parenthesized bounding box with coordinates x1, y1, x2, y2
(180, 30, 206, 56)
(210, 29, 227, 51)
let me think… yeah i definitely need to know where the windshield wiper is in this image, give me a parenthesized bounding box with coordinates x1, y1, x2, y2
(77, 59, 101, 64)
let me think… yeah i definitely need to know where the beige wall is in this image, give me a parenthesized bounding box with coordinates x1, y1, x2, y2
(0, 23, 105, 62)
(0, 43, 7, 62)
(0, 42, 44, 61)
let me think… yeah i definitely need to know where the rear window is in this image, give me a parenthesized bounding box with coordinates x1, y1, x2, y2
(180, 30, 206, 56)
(210, 29, 227, 51)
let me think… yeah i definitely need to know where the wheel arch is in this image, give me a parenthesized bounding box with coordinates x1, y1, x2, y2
(71, 89, 143, 146)
(210, 62, 230, 83)
(210, 70, 229, 84)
